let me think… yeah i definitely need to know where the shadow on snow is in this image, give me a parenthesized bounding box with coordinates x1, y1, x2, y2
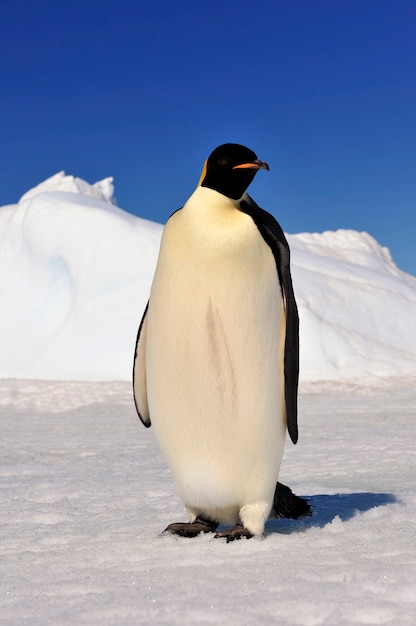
(266, 492, 398, 535)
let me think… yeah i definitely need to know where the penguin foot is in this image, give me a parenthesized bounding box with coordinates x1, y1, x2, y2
(214, 523, 254, 543)
(271, 481, 312, 519)
(163, 516, 218, 538)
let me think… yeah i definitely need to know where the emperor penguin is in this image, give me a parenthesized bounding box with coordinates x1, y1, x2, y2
(133, 143, 310, 541)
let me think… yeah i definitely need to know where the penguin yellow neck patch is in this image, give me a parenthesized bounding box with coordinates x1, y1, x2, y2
(198, 159, 208, 186)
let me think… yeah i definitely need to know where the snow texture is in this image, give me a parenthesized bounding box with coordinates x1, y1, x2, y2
(1, 378, 415, 625)
(1, 172, 416, 382)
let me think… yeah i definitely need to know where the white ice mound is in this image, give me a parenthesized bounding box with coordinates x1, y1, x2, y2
(19, 171, 116, 205)
(293, 229, 396, 270)
(1, 175, 161, 380)
(1, 173, 416, 382)
(289, 229, 416, 381)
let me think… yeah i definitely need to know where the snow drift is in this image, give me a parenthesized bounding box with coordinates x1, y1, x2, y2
(1, 172, 415, 381)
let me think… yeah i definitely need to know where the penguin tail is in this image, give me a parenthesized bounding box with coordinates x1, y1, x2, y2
(270, 481, 312, 519)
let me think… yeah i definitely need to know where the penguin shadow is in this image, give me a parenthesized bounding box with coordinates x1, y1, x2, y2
(266, 492, 398, 535)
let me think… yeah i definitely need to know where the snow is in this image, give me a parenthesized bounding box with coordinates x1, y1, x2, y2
(1, 377, 415, 624)
(1, 172, 415, 382)
(1, 174, 416, 623)
(19, 171, 117, 206)
(292, 231, 416, 380)
(0, 173, 161, 380)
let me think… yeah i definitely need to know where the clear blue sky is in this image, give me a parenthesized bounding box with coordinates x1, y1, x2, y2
(1, 0, 415, 274)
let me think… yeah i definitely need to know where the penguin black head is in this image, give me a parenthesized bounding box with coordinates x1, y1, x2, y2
(199, 143, 269, 200)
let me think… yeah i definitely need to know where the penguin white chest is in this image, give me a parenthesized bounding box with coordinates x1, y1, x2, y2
(146, 189, 286, 512)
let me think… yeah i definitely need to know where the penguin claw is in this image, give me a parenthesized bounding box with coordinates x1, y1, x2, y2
(214, 524, 254, 543)
(163, 516, 218, 538)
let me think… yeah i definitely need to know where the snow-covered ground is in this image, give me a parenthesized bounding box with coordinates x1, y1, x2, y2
(1, 377, 415, 625)
(1, 172, 416, 382)
(1, 174, 416, 624)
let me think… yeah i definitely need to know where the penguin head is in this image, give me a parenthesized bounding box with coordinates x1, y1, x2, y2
(199, 143, 269, 200)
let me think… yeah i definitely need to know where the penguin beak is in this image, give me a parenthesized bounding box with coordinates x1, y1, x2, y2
(232, 159, 270, 171)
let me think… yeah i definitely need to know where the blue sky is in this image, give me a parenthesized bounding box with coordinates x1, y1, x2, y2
(1, 0, 415, 274)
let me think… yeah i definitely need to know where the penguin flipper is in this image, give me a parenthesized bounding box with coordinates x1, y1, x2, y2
(240, 197, 299, 444)
(133, 301, 151, 427)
